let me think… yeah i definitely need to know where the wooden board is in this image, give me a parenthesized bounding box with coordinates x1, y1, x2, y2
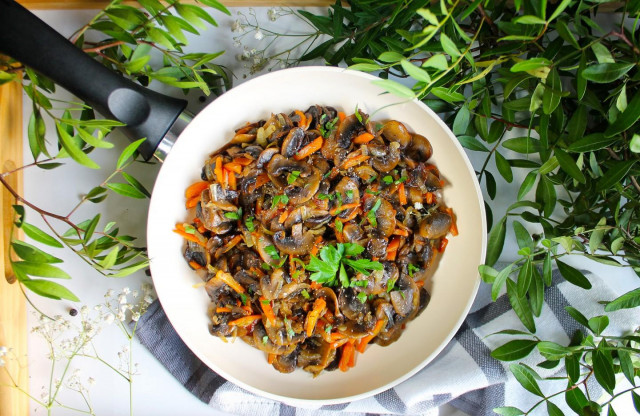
(19, 0, 336, 8)
(0, 78, 28, 416)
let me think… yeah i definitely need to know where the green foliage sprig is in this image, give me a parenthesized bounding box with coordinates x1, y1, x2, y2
(0, 0, 231, 302)
(291, 0, 640, 413)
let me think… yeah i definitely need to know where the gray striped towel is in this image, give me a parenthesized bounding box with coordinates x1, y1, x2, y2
(136, 268, 635, 415)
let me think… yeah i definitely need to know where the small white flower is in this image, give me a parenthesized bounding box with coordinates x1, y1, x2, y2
(250, 48, 257, 55)
(88, 377, 95, 386)
(104, 313, 115, 325)
(132, 290, 139, 298)
(132, 312, 141, 322)
(254, 30, 264, 41)
(253, 57, 262, 65)
(268, 8, 278, 22)
(118, 294, 127, 304)
(143, 295, 153, 304)
(105, 290, 114, 298)
(242, 47, 251, 58)
(233, 39, 242, 48)
(122, 287, 131, 295)
(231, 20, 244, 33)
(117, 311, 126, 322)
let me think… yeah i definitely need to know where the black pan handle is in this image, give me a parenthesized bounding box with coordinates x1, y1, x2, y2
(0, 0, 187, 160)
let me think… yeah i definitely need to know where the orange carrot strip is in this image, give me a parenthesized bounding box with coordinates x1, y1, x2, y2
(330, 202, 360, 216)
(415, 280, 425, 288)
(216, 270, 245, 294)
(216, 307, 232, 313)
(310, 236, 323, 256)
(294, 110, 307, 129)
(233, 157, 253, 166)
(185, 181, 209, 199)
(186, 195, 200, 209)
(386, 236, 401, 261)
(446, 208, 458, 236)
(224, 162, 243, 174)
(294, 137, 323, 160)
(341, 154, 370, 170)
(259, 296, 276, 326)
(173, 228, 206, 247)
(228, 315, 261, 327)
(398, 183, 407, 205)
(339, 341, 355, 372)
(254, 173, 270, 190)
(214, 156, 224, 185)
(197, 225, 206, 234)
(330, 338, 349, 350)
(221, 235, 243, 254)
(425, 192, 434, 205)
(439, 237, 449, 252)
(356, 319, 386, 353)
(330, 332, 346, 342)
(278, 210, 290, 224)
(267, 353, 276, 364)
(228, 170, 237, 190)
(353, 132, 374, 144)
(393, 228, 409, 237)
(310, 281, 323, 290)
(242, 305, 253, 314)
(305, 298, 327, 336)
(338, 111, 346, 123)
(348, 346, 356, 367)
(341, 207, 361, 222)
(189, 261, 203, 270)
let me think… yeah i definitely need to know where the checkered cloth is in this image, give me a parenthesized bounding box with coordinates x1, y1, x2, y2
(136, 267, 635, 415)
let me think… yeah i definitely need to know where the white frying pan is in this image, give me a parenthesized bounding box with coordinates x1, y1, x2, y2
(0, 1, 487, 405)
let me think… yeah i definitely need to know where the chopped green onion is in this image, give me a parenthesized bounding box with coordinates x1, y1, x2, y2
(386, 277, 397, 293)
(382, 175, 394, 185)
(395, 176, 407, 184)
(335, 219, 343, 233)
(301, 289, 310, 299)
(356, 291, 367, 303)
(368, 199, 382, 227)
(264, 245, 280, 260)
(224, 211, 240, 220)
(351, 280, 369, 288)
(239, 293, 248, 305)
(317, 193, 332, 200)
(245, 216, 255, 232)
(287, 170, 301, 184)
(261, 262, 272, 271)
(261, 299, 270, 305)
(325, 324, 333, 334)
(408, 264, 420, 277)
(345, 190, 354, 199)
(271, 194, 290, 209)
(354, 104, 363, 124)
(183, 224, 196, 234)
(366, 189, 381, 196)
(262, 335, 268, 345)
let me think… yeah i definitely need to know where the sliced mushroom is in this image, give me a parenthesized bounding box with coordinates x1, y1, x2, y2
(281, 127, 305, 158)
(338, 288, 370, 323)
(252, 231, 279, 264)
(267, 154, 309, 188)
(272, 348, 299, 373)
(260, 268, 285, 300)
(336, 114, 362, 147)
(343, 222, 364, 243)
(407, 133, 433, 161)
(370, 141, 401, 173)
(366, 235, 388, 258)
(354, 165, 377, 183)
(252, 322, 290, 355)
(364, 198, 396, 237)
(284, 168, 321, 205)
(419, 211, 452, 239)
(273, 224, 315, 255)
(184, 240, 208, 267)
(256, 147, 279, 169)
(380, 120, 412, 148)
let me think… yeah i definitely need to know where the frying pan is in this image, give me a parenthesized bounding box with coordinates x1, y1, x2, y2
(0, 0, 487, 405)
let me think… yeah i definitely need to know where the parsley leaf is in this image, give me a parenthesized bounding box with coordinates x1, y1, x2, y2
(262, 335, 269, 345)
(395, 176, 407, 184)
(366, 189, 381, 196)
(184, 224, 196, 234)
(355, 104, 363, 124)
(306, 243, 382, 287)
(335, 219, 343, 233)
(301, 289, 310, 299)
(240, 293, 248, 305)
(345, 190, 354, 199)
(408, 263, 420, 277)
(271, 194, 289, 209)
(339, 263, 349, 288)
(368, 199, 382, 227)
(317, 193, 332, 200)
(356, 291, 368, 303)
(325, 324, 333, 334)
(343, 257, 384, 275)
(264, 245, 280, 260)
(382, 175, 394, 185)
(287, 170, 301, 184)
(342, 242, 364, 257)
(386, 277, 397, 293)
(224, 211, 240, 220)
(244, 216, 255, 232)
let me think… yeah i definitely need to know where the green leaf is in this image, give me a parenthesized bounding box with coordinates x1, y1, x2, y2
(565, 306, 589, 327)
(452, 106, 470, 136)
(492, 264, 513, 301)
(55, 122, 100, 169)
(378, 51, 405, 62)
(630, 134, 640, 153)
(546, 401, 565, 416)
(372, 79, 415, 99)
(582, 63, 634, 83)
(514, 15, 547, 24)
(577, 53, 587, 100)
(417, 8, 439, 25)
(125, 55, 151, 73)
(512, 221, 533, 250)
(495, 151, 513, 183)
(518, 172, 537, 201)
(431, 87, 465, 102)
(517, 260, 532, 297)
(510, 58, 551, 73)
(121, 172, 151, 198)
(440, 33, 460, 58)
(22, 279, 79, 301)
(589, 217, 607, 254)
(422, 54, 448, 70)
(556, 19, 579, 49)
(568, 133, 619, 152)
(537, 341, 572, 360)
(11, 240, 62, 264)
(493, 407, 524, 416)
(604, 287, 640, 311)
(486, 217, 506, 266)
(633, 392, 640, 413)
(457, 135, 489, 152)
(509, 363, 544, 397)
(12, 261, 70, 279)
(77, 127, 114, 149)
(349, 63, 383, 72)
(591, 42, 615, 64)
(108, 260, 149, 278)
(606, 90, 640, 137)
(106, 183, 147, 199)
(491, 339, 537, 361)
(587, 315, 609, 336)
(543, 252, 552, 286)
(549, 0, 573, 22)
(197, 0, 230, 15)
(554, 148, 585, 183)
(20, 222, 63, 248)
(617, 350, 635, 386)
(507, 279, 536, 332)
(543, 68, 562, 115)
(595, 161, 637, 192)
(565, 382, 588, 414)
(565, 354, 579, 383)
(502, 137, 542, 154)
(536, 175, 556, 217)
(529, 83, 545, 112)
(478, 264, 498, 283)
(99, 246, 120, 270)
(117, 138, 146, 169)
(556, 260, 591, 289)
(400, 60, 431, 83)
(83, 214, 100, 244)
(593, 346, 615, 394)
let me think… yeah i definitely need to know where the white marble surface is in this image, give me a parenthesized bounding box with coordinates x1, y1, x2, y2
(18, 6, 638, 416)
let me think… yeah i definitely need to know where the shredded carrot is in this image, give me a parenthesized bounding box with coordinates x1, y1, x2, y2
(353, 132, 374, 144)
(416, 280, 425, 288)
(216, 270, 245, 294)
(348, 346, 356, 367)
(294, 110, 307, 129)
(278, 210, 290, 224)
(338, 111, 346, 123)
(310, 281, 323, 290)
(197, 225, 206, 233)
(289, 256, 296, 278)
(173, 227, 206, 247)
(233, 157, 253, 166)
(330, 202, 360, 216)
(425, 192, 434, 205)
(439, 237, 449, 252)
(341, 154, 370, 170)
(249, 267, 265, 278)
(330, 338, 349, 350)
(393, 228, 409, 237)
(310, 236, 323, 256)
(242, 305, 253, 314)
(214, 156, 224, 185)
(228, 170, 237, 190)
(228, 315, 261, 327)
(259, 296, 276, 326)
(294, 137, 323, 160)
(235, 123, 253, 134)
(330, 332, 346, 342)
(185, 181, 209, 199)
(267, 353, 276, 364)
(446, 208, 458, 236)
(224, 162, 242, 174)
(398, 182, 407, 205)
(386, 236, 401, 261)
(189, 261, 203, 270)
(254, 173, 270, 190)
(440, 179, 446, 187)
(216, 307, 232, 313)
(305, 298, 327, 336)
(221, 235, 243, 254)
(256, 199, 262, 215)
(339, 340, 355, 372)
(186, 195, 200, 209)
(341, 207, 361, 222)
(356, 319, 386, 353)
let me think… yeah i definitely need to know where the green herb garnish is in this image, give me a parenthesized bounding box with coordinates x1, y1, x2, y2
(305, 243, 382, 287)
(224, 211, 240, 220)
(325, 324, 333, 334)
(287, 170, 301, 184)
(245, 216, 255, 232)
(356, 291, 368, 303)
(262, 335, 268, 345)
(366, 189, 381, 196)
(354, 104, 363, 124)
(301, 289, 310, 299)
(239, 293, 248, 305)
(261, 299, 270, 305)
(264, 244, 280, 260)
(317, 193, 332, 200)
(345, 190, 354, 199)
(351, 280, 369, 288)
(261, 262, 272, 271)
(335, 219, 343, 233)
(408, 264, 420, 277)
(395, 176, 407, 184)
(367, 199, 382, 227)
(382, 175, 394, 185)
(271, 194, 289, 209)
(183, 224, 196, 234)
(386, 277, 397, 293)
